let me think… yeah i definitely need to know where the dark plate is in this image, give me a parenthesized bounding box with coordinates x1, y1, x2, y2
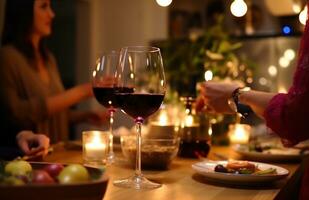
(0, 162, 109, 200)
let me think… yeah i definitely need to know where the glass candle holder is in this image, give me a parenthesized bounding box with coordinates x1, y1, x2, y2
(228, 124, 251, 144)
(83, 131, 109, 166)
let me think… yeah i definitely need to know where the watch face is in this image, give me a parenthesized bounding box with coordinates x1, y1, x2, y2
(228, 98, 237, 113)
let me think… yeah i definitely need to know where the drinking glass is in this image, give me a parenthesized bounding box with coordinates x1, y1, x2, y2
(113, 46, 166, 189)
(92, 51, 120, 164)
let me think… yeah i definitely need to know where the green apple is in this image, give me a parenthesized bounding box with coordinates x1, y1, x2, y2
(58, 164, 89, 184)
(5, 160, 32, 176)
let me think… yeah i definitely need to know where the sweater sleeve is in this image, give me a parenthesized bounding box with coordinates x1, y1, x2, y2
(264, 91, 309, 144)
(0, 47, 48, 129)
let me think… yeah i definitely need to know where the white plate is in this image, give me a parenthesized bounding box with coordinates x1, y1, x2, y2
(234, 144, 306, 162)
(192, 160, 289, 184)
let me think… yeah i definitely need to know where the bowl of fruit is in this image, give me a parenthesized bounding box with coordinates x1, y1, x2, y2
(0, 160, 108, 200)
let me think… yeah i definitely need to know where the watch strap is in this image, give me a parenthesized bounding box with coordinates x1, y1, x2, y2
(231, 87, 252, 118)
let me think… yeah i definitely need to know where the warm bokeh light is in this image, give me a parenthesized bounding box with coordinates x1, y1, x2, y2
(246, 77, 253, 84)
(278, 86, 288, 93)
(284, 49, 296, 61)
(156, 0, 172, 7)
(299, 6, 308, 25)
(158, 110, 169, 126)
(259, 77, 267, 86)
(279, 56, 290, 68)
(184, 114, 194, 127)
(208, 126, 213, 136)
(230, 0, 248, 17)
(228, 124, 251, 144)
(293, 4, 301, 13)
(204, 70, 213, 81)
(268, 65, 278, 77)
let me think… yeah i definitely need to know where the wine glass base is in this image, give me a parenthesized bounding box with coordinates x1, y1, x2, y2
(113, 174, 161, 189)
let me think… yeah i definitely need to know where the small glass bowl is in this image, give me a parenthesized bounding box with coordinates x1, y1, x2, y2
(121, 135, 180, 170)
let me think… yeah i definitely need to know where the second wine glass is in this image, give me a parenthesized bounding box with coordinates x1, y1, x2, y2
(113, 46, 166, 189)
(92, 51, 120, 164)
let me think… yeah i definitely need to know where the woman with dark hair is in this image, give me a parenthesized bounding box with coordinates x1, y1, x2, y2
(0, 0, 106, 149)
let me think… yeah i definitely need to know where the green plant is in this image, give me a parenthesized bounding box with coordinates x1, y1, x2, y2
(160, 16, 255, 97)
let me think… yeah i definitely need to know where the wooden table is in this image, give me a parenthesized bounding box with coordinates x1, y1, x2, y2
(45, 144, 300, 200)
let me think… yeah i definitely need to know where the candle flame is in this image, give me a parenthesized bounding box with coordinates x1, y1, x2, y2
(158, 110, 168, 126)
(278, 86, 287, 93)
(208, 126, 213, 136)
(92, 131, 102, 144)
(229, 124, 250, 144)
(185, 114, 194, 126)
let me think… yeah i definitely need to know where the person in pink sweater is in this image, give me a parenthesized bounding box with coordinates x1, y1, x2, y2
(196, 3, 309, 200)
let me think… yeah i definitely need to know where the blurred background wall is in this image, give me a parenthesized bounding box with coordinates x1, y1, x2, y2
(0, 0, 304, 138)
(0, 0, 4, 38)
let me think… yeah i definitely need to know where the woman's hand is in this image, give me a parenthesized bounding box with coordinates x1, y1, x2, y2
(85, 110, 109, 126)
(197, 81, 240, 114)
(16, 131, 50, 157)
(70, 110, 109, 126)
(46, 82, 94, 116)
(79, 82, 93, 98)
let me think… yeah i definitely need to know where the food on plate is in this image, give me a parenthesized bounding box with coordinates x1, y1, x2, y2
(248, 142, 308, 155)
(253, 168, 277, 175)
(0, 160, 90, 185)
(214, 160, 277, 175)
(227, 160, 256, 171)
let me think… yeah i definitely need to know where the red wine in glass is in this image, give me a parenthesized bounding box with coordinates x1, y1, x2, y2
(91, 51, 122, 164)
(116, 93, 164, 119)
(178, 140, 210, 158)
(93, 87, 134, 111)
(113, 46, 166, 189)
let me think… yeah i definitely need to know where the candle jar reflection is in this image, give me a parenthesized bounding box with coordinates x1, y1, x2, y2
(83, 131, 109, 166)
(178, 97, 211, 158)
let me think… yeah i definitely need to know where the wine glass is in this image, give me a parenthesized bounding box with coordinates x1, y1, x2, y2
(113, 46, 166, 189)
(92, 51, 120, 164)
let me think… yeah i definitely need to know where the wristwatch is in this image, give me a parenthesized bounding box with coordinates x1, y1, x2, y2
(228, 87, 252, 118)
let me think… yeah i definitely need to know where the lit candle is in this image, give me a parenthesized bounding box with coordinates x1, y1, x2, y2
(85, 141, 106, 158)
(83, 131, 109, 165)
(180, 114, 200, 141)
(158, 109, 169, 126)
(148, 109, 179, 139)
(180, 114, 199, 129)
(228, 124, 251, 144)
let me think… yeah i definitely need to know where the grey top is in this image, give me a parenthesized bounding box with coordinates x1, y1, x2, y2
(0, 45, 69, 144)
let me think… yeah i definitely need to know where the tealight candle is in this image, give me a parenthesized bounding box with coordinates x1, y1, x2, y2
(180, 114, 200, 140)
(83, 131, 109, 166)
(147, 108, 179, 139)
(228, 124, 251, 144)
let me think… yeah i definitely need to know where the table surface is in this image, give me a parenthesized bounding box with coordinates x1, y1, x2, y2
(44, 143, 300, 200)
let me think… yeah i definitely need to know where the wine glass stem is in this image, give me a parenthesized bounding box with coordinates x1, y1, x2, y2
(109, 109, 115, 157)
(135, 121, 143, 177)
